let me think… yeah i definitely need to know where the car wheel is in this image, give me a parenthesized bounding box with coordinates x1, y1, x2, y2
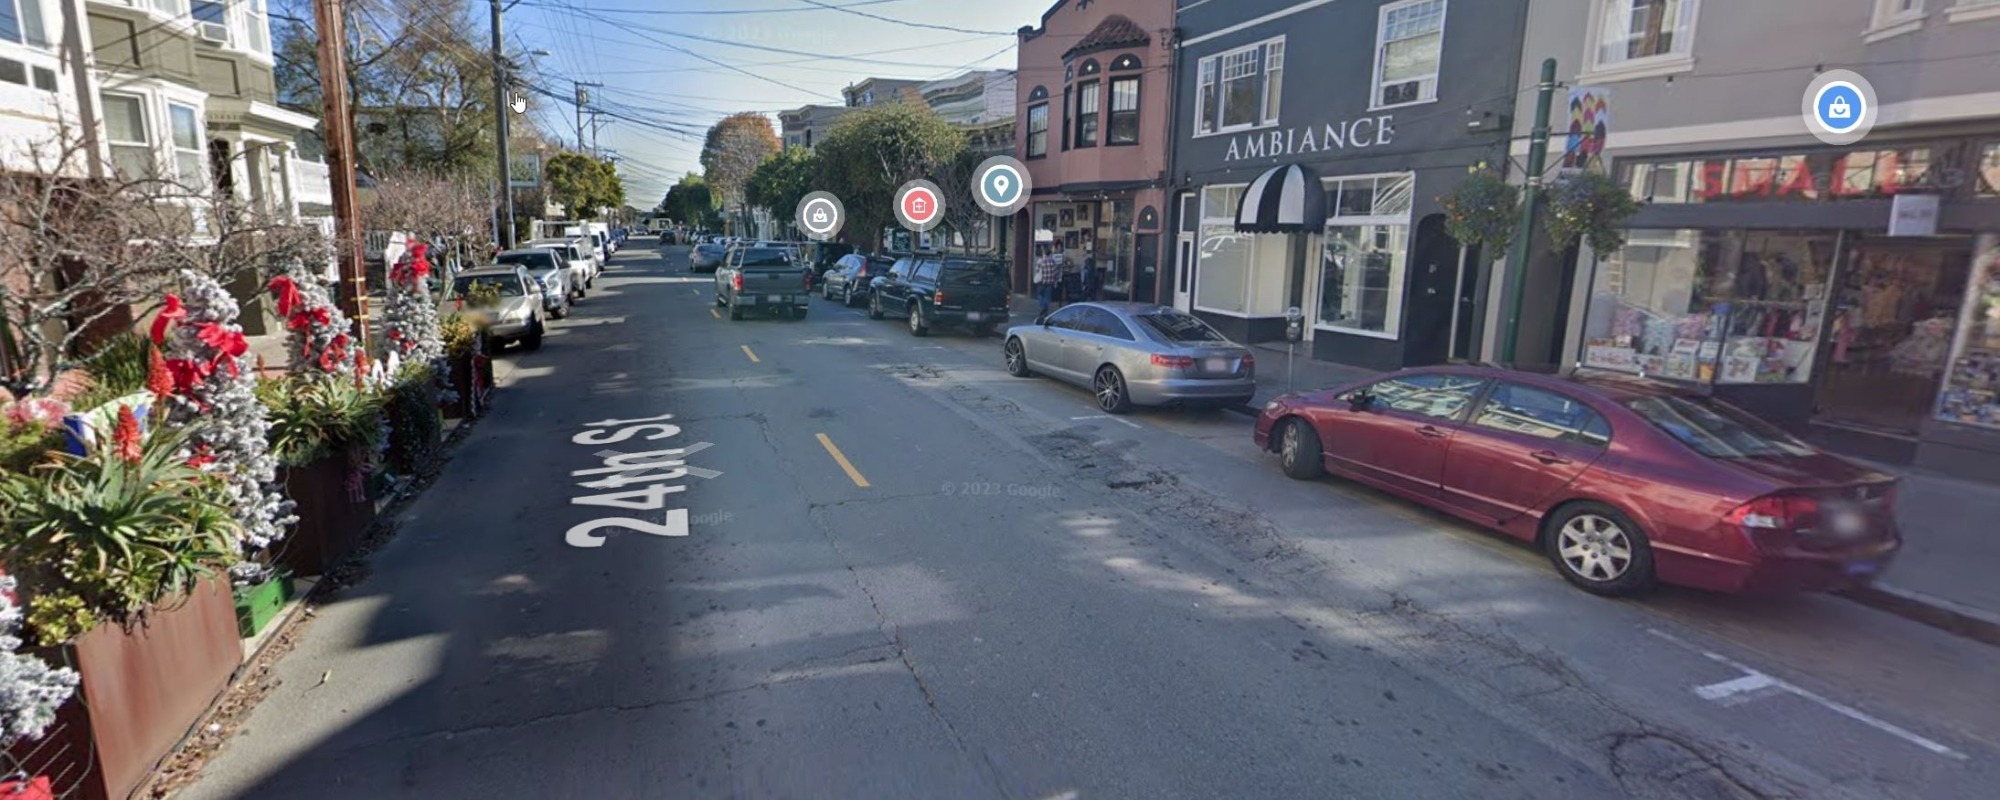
(1004, 337, 1032, 377)
(1545, 503, 1657, 597)
(1278, 418, 1325, 480)
(728, 300, 744, 321)
(1093, 365, 1132, 414)
(521, 320, 544, 351)
(551, 304, 568, 320)
(822, 283, 832, 300)
(867, 292, 884, 320)
(908, 303, 929, 337)
(794, 306, 809, 320)
(574, 286, 586, 300)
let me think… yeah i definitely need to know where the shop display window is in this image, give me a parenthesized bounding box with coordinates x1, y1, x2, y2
(1937, 245, 2000, 430)
(1193, 184, 1286, 317)
(1580, 229, 1834, 386)
(1818, 237, 1972, 433)
(1978, 143, 1999, 197)
(1315, 173, 1415, 338)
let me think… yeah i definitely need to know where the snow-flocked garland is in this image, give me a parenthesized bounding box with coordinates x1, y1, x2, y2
(0, 575, 78, 745)
(267, 259, 357, 377)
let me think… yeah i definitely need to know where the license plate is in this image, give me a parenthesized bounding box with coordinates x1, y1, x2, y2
(1830, 511, 1867, 537)
(765, 295, 783, 302)
(1205, 357, 1230, 372)
(966, 313, 983, 322)
(1845, 561, 1878, 576)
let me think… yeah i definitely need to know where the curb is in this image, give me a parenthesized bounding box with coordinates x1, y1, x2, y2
(1839, 583, 2000, 649)
(1224, 403, 1260, 418)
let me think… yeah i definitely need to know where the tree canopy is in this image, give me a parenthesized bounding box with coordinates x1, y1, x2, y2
(745, 147, 820, 231)
(544, 153, 624, 219)
(662, 173, 719, 229)
(812, 102, 965, 251)
(698, 113, 781, 214)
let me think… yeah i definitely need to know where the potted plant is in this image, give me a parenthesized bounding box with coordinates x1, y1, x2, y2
(0, 416, 242, 800)
(257, 375, 386, 577)
(1437, 164, 1521, 254)
(1546, 169, 1644, 257)
(384, 363, 444, 476)
(439, 313, 492, 419)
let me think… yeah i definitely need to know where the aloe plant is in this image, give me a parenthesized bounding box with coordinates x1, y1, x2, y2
(257, 375, 387, 467)
(0, 424, 240, 646)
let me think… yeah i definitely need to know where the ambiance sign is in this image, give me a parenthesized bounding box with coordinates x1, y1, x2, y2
(1222, 115, 1398, 163)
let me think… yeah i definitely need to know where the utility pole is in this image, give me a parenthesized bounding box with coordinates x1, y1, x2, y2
(489, 0, 513, 248)
(573, 81, 595, 153)
(312, 0, 369, 342)
(1497, 58, 1557, 365)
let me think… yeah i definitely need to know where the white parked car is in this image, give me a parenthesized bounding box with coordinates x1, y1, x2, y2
(524, 237, 597, 293)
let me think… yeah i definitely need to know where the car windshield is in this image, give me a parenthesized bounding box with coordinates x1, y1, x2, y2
(738, 248, 791, 267)
(452, 275, 524, 298)
(1625, 395, 1817, 459)
(942, 261, 1006, 285)
(1137, 311, 1227, 343)
(496, 252, 555, 269)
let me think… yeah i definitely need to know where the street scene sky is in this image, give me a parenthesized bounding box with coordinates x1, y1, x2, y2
(509, 0, 1043, 203)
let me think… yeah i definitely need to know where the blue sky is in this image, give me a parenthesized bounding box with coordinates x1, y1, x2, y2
(507, 0, 1051, 205)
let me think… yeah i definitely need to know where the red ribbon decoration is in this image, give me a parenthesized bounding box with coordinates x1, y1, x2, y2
(320, 333, 350, 372)
(268, 276, 303, 318)
(150, 295, 187, 344)
(194, 322, 248, 376)
(392, 242, 433, 287)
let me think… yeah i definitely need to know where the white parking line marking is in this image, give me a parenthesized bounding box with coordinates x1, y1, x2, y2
(1693, 673, 1781, 706)
(1647, 628, 1965, 759)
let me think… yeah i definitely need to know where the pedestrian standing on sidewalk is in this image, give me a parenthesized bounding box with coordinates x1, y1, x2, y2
(1033, 246, 1061, 320)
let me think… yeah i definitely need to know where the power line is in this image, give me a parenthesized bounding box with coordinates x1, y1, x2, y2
(791, 0, 1014, 37)
(518, 0, 908, 16)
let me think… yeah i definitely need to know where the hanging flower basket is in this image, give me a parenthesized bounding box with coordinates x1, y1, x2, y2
(1437, 165, 1520, 253)
(1546, 170, 1644, 256)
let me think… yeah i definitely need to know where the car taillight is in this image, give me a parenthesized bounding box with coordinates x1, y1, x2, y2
(731, 274, 743, 291)
(1726, 493, 1823, 549)
(1151, 354, 1195, 369)
(934, 290, 947, 304)
(803, 271, 814, 290)
(1242, 353, 1256, 368)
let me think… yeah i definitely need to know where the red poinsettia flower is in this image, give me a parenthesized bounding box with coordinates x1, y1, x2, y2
(150, 295, 187, 345)
(112, 405, 143, 464)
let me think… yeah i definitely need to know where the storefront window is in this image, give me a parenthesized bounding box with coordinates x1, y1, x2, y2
(1979, 143, 1999, 197)
(1193, 184, 1284, 317)
(1818, 236, 1973, 432)
(1937, 244, 2000, 430)
(1619, 146, 1948, 204)
(1580, 229, 1834, 385)
(1316, 173, 1414, 337)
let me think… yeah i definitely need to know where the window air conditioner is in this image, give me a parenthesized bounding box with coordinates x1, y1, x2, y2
(199, 23, 230, 44)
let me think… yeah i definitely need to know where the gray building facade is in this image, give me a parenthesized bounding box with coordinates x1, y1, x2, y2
(1169, 0, 1529, 369)
(1509, 0, 2000, 478)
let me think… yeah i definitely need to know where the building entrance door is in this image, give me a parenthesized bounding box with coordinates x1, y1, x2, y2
(1174, 192, 1197, 311)
(1814, 235, 1974, 434)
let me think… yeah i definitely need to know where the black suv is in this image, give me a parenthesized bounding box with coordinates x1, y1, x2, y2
(867, 254, 1010, 337)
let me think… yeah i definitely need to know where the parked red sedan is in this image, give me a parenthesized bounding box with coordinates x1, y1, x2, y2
(1253, 366, 1900, 596)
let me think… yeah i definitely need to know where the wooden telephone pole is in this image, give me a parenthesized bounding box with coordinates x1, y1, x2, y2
(311, 0, 369, 342)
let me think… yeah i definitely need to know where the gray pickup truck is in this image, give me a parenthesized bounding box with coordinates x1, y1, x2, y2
(715, 246, 814, 320)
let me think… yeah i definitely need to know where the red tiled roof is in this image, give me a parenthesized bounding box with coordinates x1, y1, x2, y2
(1063, 14, 1149, 59)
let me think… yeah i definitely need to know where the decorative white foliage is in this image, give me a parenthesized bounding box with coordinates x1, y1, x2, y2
(161, 270, 296, 554)
(269, 258, 357, 377)
(0, 576, 78, 744)
(380, 239, 445, 371)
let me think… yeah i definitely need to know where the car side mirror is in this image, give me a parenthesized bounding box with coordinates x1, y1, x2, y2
(1347, 392, 1374, 411)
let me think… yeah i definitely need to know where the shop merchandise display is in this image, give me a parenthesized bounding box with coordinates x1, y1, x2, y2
(1937, 248, 2000, 429)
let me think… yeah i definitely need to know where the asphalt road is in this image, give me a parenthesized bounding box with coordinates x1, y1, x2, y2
(185, 244, 2000, 800)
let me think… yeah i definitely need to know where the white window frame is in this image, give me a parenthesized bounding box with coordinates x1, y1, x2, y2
(168, 101, 206, 190)
(1191, 183, 1285, 319)
(245, 0, 272, 57)
(1192, 34, 1284, 138)
(1314, 172, 1416, 340)
(1370, 0, 1448, 112)
(1866, 0, 1927, 41)
(1948, 0, 2000, 24)
(1584, 0, 1701, 82)
(101, 91, 156, 180)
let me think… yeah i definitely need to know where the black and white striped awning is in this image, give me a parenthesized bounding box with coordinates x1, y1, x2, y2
(1234, 163, 1327, 234)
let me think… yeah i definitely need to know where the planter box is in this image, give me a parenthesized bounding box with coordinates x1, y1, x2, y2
(442, 352, 491, 419)
(2, 578, 240, 800)
(233, 575, 293, 638)
(274, 455, 376, 577)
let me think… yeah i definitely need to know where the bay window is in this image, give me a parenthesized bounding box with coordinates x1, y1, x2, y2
(1, 0, 48, 47)
(1108, 77, 1138, 145)
(1594, 0, 1698, 69)
(1075, 80, 1099, 148)
(1026, 103, 1048, 157)
(1317, 174, 1415, 337)
(102, 93, 155, 180)
(247, 0, 270, 54)
(1373, 0, 1445, 108)
(1194, 36, 1284, 135)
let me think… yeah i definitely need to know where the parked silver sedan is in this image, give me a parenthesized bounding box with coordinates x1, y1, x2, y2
(1002, 302, 1257, 413)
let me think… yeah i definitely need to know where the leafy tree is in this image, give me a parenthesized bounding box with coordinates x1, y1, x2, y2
(662, 173, 718, 229)
(699, 112, 781, 228)
(813, 102, 965, 253)
(544, 152, 623, 219)
(745, 147, 820, 237)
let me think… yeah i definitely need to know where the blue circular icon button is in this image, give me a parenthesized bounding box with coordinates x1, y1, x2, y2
(971, 155, 1032, 216)
(1801, 70, 1876, 145)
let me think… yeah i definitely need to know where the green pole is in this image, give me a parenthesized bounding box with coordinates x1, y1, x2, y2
(1499, 58, 1558, 365)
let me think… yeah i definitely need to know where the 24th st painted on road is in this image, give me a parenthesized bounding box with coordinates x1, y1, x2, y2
(564, 412, 720, 548)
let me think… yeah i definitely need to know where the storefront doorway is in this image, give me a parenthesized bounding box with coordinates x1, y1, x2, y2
(1405, 214, 1462, 366)
(1813, 235, 1975, 434)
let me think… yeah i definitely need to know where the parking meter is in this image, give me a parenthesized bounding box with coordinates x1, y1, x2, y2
(1285, 306, 1304, 343)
